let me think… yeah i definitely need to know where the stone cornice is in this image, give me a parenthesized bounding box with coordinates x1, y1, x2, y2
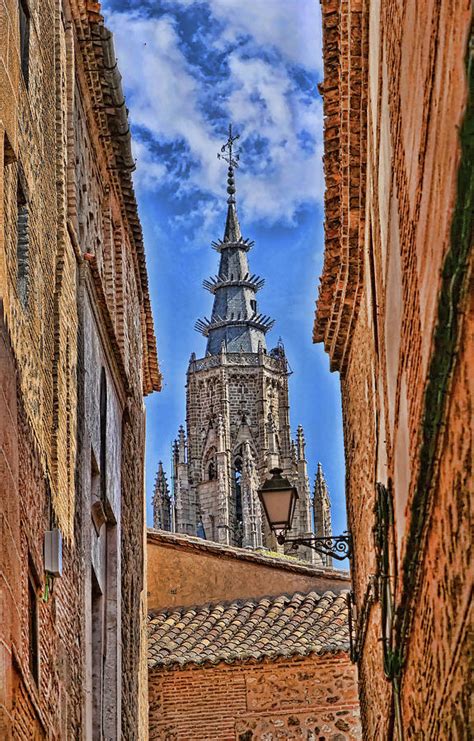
(203, 275, 265, 294)
(195, 315, 275, 337)
(187, 352, 288, 375)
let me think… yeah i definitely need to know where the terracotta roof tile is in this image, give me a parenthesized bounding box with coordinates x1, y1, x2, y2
(148, 590, 350, 669)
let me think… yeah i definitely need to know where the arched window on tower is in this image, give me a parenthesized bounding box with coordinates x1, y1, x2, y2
(208, 460, 216, 480)
(234, 456, 243, 546)
(204, 447, 217, 481)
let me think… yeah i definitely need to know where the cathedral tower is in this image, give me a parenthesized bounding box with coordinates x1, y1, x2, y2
(155, 127, 331, 564)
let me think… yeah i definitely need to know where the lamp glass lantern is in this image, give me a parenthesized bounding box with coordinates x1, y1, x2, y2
(257, 468, 299, 541)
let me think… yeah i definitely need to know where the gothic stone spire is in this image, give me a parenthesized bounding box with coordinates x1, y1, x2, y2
(195, 125, 274, 354)
(152, 461, 172, 531)
(313, 462, 332, 540)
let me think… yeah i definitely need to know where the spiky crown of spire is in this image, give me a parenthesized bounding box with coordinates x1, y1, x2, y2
(195, 125, 274, 353)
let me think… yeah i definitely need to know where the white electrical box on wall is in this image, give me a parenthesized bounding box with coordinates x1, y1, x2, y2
(44, 528, 63, 577)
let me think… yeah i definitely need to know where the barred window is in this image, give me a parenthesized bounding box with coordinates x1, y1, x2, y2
(17, 177, 29, 306)
(19, 0, 30, 87)
(28, 569, 39, 684)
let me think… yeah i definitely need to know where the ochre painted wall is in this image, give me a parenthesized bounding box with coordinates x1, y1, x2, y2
(147, 531, 350, 610)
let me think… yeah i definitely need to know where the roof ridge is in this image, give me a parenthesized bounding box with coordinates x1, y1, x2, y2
(148, 588, 346, 619)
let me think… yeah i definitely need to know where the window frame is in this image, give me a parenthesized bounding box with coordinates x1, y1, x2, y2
(27, 567, 40, 685)
(18, 0, 30, 88)
(16, 172, 29, 307)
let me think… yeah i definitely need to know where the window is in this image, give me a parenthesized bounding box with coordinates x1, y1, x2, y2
(17, 176, 29, 306)
(91, 571, 104, 737)
(19, 0, 30, 87)
(99, 369, 107, 502)
(208, 460, 216, 480)
(204, 448, 217, 481)
(234, 457, 243, 545)
(28, 570, 39, 684)
(91, 450, 106, 536)
(250, 299, 257, 313)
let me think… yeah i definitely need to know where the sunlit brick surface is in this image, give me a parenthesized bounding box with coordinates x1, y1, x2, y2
(315, 0, 472, 737)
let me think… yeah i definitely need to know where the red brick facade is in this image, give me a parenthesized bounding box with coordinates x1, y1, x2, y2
(1, 316, 84, 737)
(149, 655, 361, 741)
(315, 1, 472, 738)
(0, 0, 159, 737)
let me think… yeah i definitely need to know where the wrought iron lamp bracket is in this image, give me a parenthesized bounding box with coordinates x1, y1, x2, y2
(276, 532, 352, 562)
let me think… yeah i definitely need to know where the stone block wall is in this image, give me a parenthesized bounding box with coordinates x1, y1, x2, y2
(315, 0, 472, 737)
(178, 352, 312, 552)
(149, 654, 361, 741)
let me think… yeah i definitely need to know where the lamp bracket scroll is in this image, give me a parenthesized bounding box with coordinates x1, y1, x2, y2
(279, 533, 353, 562)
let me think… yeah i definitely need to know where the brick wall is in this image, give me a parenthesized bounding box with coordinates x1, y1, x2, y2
(149, 654, 361, 741)
(315, 0, 472, 737)
(0, 0, 159, 737)
(121, 399, 148, 739)
(0, 313, 84, 736)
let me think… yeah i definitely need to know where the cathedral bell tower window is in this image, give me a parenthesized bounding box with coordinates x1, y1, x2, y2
(204, 447, 217, 481)
(234, 457, 243, 545)
(208, 460, 216, 480)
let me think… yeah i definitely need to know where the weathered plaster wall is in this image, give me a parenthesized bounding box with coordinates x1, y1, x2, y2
(147, 531, 350, 611)
(149, 654, 361, 741)
(76, 284, 124, 738)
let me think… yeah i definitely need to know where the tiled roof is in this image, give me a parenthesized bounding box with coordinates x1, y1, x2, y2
(148, 590, 350, 669)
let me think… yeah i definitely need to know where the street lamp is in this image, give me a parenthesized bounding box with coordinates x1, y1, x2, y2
(258, 468, 298, 540)
(258, 468, 352, 562)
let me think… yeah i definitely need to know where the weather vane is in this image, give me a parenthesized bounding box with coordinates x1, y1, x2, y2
(217, 124, 241, 203)
(217, 123, 240, 168)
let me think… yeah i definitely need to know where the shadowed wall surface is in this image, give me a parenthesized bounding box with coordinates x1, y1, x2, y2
(315, 0, 472, 737)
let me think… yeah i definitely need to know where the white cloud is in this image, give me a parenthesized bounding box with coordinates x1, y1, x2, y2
(162, 0, 322, 72)
(107, 11, 223, 182)
(105, 1, 323, 228)
(220, 53, 324, 220)
(131, 138, 167, 189)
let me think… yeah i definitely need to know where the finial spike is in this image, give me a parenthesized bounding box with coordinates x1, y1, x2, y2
(217, 124, 241, 204)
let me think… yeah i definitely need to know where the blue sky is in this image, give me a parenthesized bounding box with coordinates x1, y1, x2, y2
(102, 0, 347, 537)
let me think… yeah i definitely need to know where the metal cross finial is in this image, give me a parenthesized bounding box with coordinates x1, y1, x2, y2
(217, 124, 240, 168)
(217, 124, 240, 203)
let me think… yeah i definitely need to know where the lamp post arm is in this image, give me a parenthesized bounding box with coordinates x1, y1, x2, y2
(277, 533, 352, 562)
